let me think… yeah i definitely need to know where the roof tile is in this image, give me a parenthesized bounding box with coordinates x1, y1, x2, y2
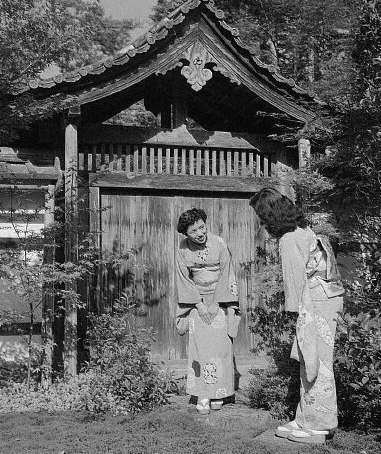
(15, 0, 317, 104)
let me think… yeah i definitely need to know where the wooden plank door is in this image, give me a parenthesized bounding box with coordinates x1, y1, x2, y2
(99, 190, 263, 360)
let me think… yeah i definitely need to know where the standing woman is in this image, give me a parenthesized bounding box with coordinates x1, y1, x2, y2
(175, 208, 241, 415)
(249, 188, 344, 444)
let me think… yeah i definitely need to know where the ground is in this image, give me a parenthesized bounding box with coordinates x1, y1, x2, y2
(0, 395, 379, 454)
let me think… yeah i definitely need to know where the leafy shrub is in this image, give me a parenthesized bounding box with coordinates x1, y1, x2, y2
(0, 300, 172, 415)
(81, 299, 171, 414)
(0, 374, 91, 413)
(247, 367, 299, 420)
(334, 227, 381, 431)
(245, 244, 300, 419)
(335, 309, 381, 431)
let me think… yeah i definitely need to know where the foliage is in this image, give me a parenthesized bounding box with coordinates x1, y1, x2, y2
(151, 0, 359, 101)
(0, 304, 171, 416)
(82, 298, 171, 414)
(0, 347, 42, 387)
(105, 101, 159, 128)
(0, 187, 131, 385)
(247, 368, 299, 421)
(317, 2, 381, 430)
(334, 221, 381, 431)
(0, 0, 134, 143)
(0, 374, 92, 413)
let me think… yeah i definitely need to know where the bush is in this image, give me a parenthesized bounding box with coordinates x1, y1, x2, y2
(0, 374, 91, 413)
(333, 233, 381, 430)
(0, 301, 172, 415)
(335, 310, 381, 431)
(247, 367, 299, 421)
(82, 299, 171, 414)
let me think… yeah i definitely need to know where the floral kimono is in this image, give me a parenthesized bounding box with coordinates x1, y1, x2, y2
(279, 227, 344, 431)
(175, 233, 241, 400)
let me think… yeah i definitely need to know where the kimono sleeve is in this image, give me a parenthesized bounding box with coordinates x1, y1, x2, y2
(213, 238, 239, 304)
(175, 248, 200, 306)
(213, 238, 241, 338)
(175, 248, 201, 336)
(279, 233, 309, 313)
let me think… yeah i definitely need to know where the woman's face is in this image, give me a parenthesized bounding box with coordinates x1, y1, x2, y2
(186, 219, 207, 245)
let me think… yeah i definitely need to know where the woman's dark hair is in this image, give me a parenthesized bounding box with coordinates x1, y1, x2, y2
(177, 208, 207, 235)
(249, 188, 307, 238)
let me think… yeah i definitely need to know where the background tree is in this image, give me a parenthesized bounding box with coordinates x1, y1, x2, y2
(0, 0, 134, 143)
(151, 0, 359, 103)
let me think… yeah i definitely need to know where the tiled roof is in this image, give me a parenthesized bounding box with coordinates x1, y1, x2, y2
(16, 0, 319, 103)
(0, 148, 61, 182)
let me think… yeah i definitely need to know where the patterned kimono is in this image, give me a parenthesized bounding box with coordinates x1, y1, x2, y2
(279, 227, 344, 431)
(175, 233, 241, 400)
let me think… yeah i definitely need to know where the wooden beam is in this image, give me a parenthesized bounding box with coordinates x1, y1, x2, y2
(64, 116, 79, 378)
(89, 172, 268, 194)
(0, 184, 50, 189)
(79, 125, 273, 152)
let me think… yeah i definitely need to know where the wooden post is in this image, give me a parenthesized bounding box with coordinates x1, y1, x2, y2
(41, 184, 55, 388)
(263, 156, 269, 177)
(64, 107, 80, 377)
(298, 138, 311, 168)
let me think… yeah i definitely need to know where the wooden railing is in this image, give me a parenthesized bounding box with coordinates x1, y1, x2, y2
(78, 143, 271, 177)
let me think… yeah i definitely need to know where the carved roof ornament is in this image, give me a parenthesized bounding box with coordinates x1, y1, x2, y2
(181, 42, 215, 91)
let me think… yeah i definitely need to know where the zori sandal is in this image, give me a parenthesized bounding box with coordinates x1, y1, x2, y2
(210, 400, 223, 411)
(275, 420, 300, 438)
(196, 399, 210, 415)
(287, 428, 328, 444)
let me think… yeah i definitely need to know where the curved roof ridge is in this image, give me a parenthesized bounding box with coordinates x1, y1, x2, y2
(16, 0, 319, 103)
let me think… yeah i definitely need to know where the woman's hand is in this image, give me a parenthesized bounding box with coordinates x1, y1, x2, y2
(196, 301, 212, 324)
(207, 303, 219, 322)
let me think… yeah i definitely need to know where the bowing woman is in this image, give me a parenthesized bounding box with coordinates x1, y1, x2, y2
(175, 208, 241, 415)
(250, 188, 344, 444)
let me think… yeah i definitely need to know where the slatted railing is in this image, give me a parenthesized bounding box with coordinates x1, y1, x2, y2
(78, 143, 271, 177)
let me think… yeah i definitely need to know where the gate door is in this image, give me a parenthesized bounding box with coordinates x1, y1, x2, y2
(95, 187, 264, 360)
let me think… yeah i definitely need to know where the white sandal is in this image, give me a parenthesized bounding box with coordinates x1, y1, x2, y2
(196, 399, 210, 415)
(210, 400, 223, 411)
(287, 428, 327, 444)
(275, 420, 300, 438)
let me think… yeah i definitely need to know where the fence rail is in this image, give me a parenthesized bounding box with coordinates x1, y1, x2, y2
(78, 143, 271, 177)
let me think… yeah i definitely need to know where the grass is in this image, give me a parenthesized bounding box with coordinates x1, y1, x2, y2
(0, 398, 379, 454)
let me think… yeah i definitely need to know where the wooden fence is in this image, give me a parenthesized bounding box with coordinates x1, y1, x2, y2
(78, 143, 271, 177)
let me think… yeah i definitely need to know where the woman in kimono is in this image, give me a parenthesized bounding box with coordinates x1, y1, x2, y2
(249, 188, 344, 444)
(175, 208, 241, 415)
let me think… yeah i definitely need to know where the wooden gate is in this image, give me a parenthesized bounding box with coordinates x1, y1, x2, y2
(90, 180, 264, 360)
